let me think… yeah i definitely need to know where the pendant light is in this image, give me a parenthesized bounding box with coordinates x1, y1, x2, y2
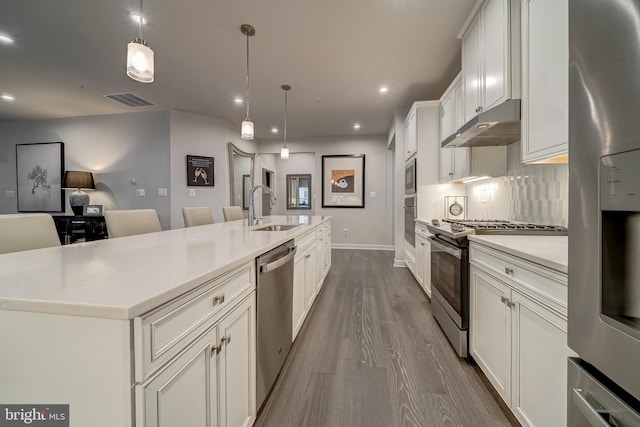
(127, 0, 154, 83)
(280, 84, 291, 160)
(240, 24, 255, 140)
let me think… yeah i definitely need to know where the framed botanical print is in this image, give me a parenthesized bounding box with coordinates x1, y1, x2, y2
(16, 142, 65, 212)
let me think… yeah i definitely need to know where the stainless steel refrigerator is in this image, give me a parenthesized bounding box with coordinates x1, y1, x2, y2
(568, 1, 640, 425)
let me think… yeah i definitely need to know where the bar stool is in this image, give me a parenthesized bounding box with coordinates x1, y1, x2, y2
(104, 209, 162, 238)
(222, 206, 244, 221)
(0, 213, 61, 254)
(182, 207, 214, 228)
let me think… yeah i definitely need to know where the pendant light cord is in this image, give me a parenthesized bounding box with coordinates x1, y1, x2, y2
(138, 0, 143, 39)
(283, 89, 288, 146)
(245, 33, 250, 120)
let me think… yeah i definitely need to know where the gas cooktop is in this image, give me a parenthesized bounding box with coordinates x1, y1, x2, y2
(427, 219, 568, 241)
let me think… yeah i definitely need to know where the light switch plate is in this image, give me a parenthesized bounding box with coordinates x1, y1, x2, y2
(5, 190, 15, 198)
(158, 188, 168, 196)
(369, 192, 376, 198)
(136, 189, 146, 197)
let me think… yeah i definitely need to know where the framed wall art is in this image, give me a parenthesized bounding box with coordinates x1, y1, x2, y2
(321, 154, 365, 208)
(187, 155, 214, 187)
(16, 142, 65, 212)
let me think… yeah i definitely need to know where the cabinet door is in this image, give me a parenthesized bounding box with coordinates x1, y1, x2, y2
(137, 325, 219, 427)
(470, 265, 511, 404)
(293, 253, 307, 338)
(452, 148, 471, 180)
(462, 16, 482, 122)
(304, 245, 317, 310)
(483, 0, 509, 111)
(521, 0, 568, 162)
(219, 294, 256, 427)
(440, 147, 455, 182)
(415, 234, 426, 286)
(441, 93, 455, 143)
(404, 108, 417, 159)
(511, 290, 572, 427)
(454, 80, 464, 130)
(419, 236, 431, 296)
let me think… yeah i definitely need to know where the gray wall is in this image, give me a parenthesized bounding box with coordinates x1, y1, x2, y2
(259, 134, 394, 249)
(0, 111, 172, 228)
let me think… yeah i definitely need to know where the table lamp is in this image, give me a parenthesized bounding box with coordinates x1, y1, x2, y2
(62, 171, 95, 215)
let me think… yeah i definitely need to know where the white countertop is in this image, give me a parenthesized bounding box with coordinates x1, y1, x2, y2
(468, 235, 568, 274)
(0, 215, 330, 320)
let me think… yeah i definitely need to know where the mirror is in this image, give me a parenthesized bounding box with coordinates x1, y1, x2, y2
(228, 143, 255, 209)
(286, 174, 311, 210)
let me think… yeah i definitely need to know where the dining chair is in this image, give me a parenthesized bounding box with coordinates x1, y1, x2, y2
(222, 206, 244, 222)
(0, 213, 61, 254)
(104, 209, 162, 238)
(182, 207, 214, 228)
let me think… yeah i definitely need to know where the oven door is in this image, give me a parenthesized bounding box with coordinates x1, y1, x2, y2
(430, 236, 468, 328)
(405, 158, 416, 194)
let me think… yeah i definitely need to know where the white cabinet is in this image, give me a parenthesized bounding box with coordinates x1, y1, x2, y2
(317, 222, 331, 285)
(521, 0, 568, 163)
(469, 242, 574, 427)
(414, 222, 431, 296)
(404, 107, 417, 160)
(440, 146, 506, 183)
(136, 293, 256, 427)
(462, 0, 520, 123)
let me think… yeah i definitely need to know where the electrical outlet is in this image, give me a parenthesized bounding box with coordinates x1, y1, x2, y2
(481, 189, 488, 203)
(158, 188, 168, 197)
(136, 189, 145, 197)
(343, 228, 348, 235)
(189, 189, 196, 197)
(5, 190, 15, 198)
(369, 192, 376, 198)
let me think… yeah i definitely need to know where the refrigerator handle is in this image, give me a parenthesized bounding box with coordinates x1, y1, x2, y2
(572, 388, 614, 427)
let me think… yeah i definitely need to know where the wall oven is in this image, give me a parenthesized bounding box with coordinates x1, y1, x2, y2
(405, 158, 416, 195)
(404, 196, 416, 247)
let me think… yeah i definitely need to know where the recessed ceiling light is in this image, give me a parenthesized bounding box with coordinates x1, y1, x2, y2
(271, 127, 278, 134)
(234, 97, 243, 104)
(130, 13, 147, 24)
(378, 86, 389, 94)
(353, 123, 361, 130)
(0, 33, 15, 44)
(1, 94, 15, 101)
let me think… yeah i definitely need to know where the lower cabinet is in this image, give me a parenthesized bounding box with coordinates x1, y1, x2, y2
(414, 223, 431, 296)
(293, 237, 317, 339)
(469, 242, 574, 427)
(136, 293, 256, 427)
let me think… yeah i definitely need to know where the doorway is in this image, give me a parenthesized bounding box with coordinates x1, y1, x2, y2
(262, 168, 275, 216)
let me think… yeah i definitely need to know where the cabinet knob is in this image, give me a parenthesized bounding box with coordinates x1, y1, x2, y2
(213, 294, 225, 306)
(221, 335, 231, 345)
(211, 343, 222, 355)
(449, 172, 454, 176)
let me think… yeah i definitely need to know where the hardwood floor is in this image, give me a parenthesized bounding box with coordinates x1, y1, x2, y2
(254, 249, 519, 427)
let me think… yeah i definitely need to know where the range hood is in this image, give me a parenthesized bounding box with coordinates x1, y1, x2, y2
(442, 99, 521, 148)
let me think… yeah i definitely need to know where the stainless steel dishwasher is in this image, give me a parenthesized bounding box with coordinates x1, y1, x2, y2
(256, 239, 296, 409)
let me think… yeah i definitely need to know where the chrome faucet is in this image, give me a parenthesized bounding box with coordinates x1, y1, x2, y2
(248, 185, 277, 226)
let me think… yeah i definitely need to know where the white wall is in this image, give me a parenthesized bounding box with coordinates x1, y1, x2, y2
(168, 111, 257, 228)
(259, 134, 393, 249)
(0, 111, 172, 228)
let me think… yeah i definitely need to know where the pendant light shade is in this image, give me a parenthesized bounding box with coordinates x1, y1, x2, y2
(241, 24, 255, 140)
(127, 0, 154, 83)
(280, 84, 291, 160)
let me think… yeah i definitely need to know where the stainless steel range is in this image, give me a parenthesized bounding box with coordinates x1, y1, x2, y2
(426, 219, 567, 359)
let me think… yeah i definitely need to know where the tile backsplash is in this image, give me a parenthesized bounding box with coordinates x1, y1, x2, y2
(465, 141, 568, 226)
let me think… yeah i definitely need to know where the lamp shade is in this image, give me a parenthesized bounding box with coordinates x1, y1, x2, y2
(127, 38, 155, 83)
(63, 171, 95, 190)
(241, 120, 254, 140)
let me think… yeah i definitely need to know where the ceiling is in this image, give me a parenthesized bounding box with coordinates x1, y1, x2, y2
(0, 0, 477, 140)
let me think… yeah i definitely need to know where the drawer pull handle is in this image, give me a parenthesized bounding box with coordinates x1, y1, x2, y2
(504, 267, 514, 275)
(500, 296, 515, 308)
(213, 294, 225, 306)
(501, 296, 508, 304)
(305, 254, 311, 259)
(221, 335, 231, 345)
(211, 343, 222, 355)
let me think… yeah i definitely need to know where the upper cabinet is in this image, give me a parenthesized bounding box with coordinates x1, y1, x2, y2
(461, 0, 521, 123)
(520, 0, 568, 163)
(404, 107, 417, 160)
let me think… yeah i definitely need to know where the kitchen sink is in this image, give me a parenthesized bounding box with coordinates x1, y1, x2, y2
(252, 224, 298, 232)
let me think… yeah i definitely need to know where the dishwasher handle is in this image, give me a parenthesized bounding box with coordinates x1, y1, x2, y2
(259, 246, 297, 273)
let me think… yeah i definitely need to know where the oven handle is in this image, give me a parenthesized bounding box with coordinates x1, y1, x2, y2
(428, 236, 461, 259)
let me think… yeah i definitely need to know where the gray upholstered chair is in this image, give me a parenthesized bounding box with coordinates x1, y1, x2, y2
(0, 213, 61, 254)
(182, 207, 214, 228)
(222, 206, 244, 222)
(104, 209, 162, 238)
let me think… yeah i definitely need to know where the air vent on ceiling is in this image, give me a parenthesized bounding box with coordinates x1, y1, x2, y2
(104, 93, 154, 108)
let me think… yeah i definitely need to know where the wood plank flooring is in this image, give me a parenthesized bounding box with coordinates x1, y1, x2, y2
(254, 249, 519, 427)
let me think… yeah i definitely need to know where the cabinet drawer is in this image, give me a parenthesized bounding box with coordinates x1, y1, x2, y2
(134, 262, 255, 381)
(470, 244, 567, 314)
(296, 229, 316, 249)
(415, 222, 429, 238)
(318, 223, 330, 236)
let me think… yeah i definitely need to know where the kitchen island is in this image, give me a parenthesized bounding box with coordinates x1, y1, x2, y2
(0, 215, 331, 427)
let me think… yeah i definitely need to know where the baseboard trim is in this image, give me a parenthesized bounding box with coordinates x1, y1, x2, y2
(393, 259, 406, 268)
(331, 244, 395, 251)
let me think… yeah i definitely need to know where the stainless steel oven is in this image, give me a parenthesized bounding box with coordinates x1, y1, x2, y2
(404, 196, 416, 247)
(405, 158, 416, 195)
(429, 235, 468, 358)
